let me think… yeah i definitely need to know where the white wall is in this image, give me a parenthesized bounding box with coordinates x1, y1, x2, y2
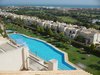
(0, 48, 23, 71)
(93, 33, 100, 44)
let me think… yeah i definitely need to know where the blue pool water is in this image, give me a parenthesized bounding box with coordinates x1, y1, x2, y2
(9, 33, 76, 70)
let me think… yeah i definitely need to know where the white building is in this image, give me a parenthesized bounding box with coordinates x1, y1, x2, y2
(0, 11, 100, 45)
(58, 23, 67, 32)
(65, 28, 79, 39)
(79, 28, 100, 45)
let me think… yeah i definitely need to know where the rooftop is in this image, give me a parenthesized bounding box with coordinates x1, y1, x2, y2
(80, 28, 100, 34)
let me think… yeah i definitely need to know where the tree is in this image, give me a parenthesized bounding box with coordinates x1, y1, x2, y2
(0, 28, 3, 36)
(36, 26, 41, 33)
(59, 32, 70, 43)
(47, 28, 54, 36)
(75, 35, 85, 43)
(90, 44, 96, 51)
(40, 26, 45, 34)
(58, 32, 65, 41)
(0, 23, 8, 38)
(53, 31, 59, 39)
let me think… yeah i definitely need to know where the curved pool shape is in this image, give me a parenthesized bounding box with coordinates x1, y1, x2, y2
(9, 33, 76, 70)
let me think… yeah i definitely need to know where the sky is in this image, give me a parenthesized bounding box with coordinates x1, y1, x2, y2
(0, 0, 100, 6)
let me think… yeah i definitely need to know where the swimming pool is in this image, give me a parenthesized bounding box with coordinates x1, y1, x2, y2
(9, 33, 76, 70)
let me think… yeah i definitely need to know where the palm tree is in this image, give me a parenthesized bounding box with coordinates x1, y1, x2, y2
(0, 23, 4, 37)
(0, 22, 18, 46)
(0, 28, 3, 36)
(0, 22, 8, 38)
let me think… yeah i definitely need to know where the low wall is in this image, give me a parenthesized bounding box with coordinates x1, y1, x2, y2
(0, 70, 92, 75)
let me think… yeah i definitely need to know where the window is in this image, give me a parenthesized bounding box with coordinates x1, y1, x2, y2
(70, 31, 71, 33)
(73, 31, 75, 34)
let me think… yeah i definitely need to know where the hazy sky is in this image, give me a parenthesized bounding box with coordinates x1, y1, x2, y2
(0, 0, 100, 6)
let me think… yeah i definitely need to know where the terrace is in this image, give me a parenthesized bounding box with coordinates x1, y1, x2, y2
(0, 37, 48, 71)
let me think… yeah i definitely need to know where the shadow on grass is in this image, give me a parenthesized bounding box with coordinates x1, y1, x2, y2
(77, 50, 88, 54)
(88, 64, 100, 70)
(97, 61, 100, 64)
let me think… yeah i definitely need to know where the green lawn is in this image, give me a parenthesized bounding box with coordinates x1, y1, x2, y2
(58, 16, 78, 23)
(60, 46, 100, 75)
(6, 24, 100, 75)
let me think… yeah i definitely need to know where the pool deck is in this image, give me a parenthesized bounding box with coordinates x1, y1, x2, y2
(0, 37, 9, 45)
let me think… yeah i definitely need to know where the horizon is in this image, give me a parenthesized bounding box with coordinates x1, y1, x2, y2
(0, 4, 100, 8)
(0, 0, 100, 6)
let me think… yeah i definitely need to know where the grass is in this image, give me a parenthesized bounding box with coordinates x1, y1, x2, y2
(6, 24, 100, 75)
(60, 46, 100, 75)
(58, 16, 78, 23)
